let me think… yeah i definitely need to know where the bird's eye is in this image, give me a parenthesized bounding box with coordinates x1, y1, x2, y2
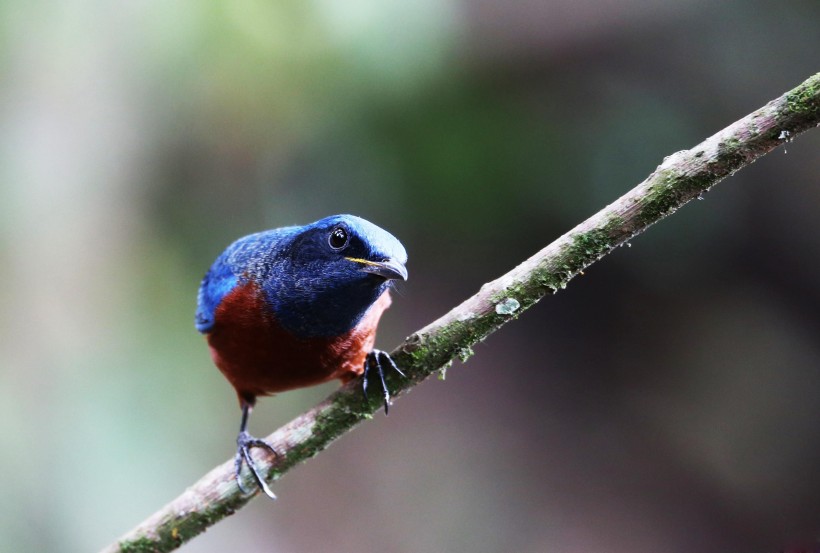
(328, 226, 349, 250)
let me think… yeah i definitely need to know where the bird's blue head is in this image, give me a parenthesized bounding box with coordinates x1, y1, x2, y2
(262, 214, 408, 337)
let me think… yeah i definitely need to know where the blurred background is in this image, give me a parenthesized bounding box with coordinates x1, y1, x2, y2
(1, 1, 819, 552)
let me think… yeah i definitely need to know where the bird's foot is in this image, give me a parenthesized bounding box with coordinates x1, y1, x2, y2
(363, 349, 406, 415)
(235, 431, 278, 500)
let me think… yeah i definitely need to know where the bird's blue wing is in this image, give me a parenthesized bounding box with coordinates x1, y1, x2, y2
(195, 257, 239, 333)
(195, 228, 294, 333)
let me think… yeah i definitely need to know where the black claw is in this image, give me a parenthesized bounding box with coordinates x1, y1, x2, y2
(379, 351, 406, 378)
(363, 349, 405, 415)
(235, 431, 278, 500)
(235, 450, 252, 495)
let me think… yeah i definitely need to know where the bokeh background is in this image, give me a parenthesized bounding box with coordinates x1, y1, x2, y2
(2, 1, 819, 552)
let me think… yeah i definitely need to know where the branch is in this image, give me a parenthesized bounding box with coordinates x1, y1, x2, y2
(102, 72, 820, 553)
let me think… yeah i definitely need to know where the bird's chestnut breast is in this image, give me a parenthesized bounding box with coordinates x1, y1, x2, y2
(206, 280, 392, 405)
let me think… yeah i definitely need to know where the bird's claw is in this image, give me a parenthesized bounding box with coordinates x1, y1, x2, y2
(235, 431, 278, 500)
(363, 349, 405, 415)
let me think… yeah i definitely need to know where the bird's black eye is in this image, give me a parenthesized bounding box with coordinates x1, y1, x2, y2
(328, 226, 349, 250)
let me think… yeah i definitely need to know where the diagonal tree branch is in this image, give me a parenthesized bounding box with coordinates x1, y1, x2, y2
(102, 72, 820, 553)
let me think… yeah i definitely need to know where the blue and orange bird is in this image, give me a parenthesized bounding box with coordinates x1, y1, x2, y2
(195, 214, 408, 499)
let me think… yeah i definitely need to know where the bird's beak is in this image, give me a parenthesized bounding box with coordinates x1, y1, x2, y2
(346, 257, 408, 281)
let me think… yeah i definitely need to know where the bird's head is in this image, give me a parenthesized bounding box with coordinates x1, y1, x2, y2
(265, 214, 407, 337)
(288, 214, 408, 283)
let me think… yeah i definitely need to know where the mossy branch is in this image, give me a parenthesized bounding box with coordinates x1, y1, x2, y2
(101, 72, 820, 553)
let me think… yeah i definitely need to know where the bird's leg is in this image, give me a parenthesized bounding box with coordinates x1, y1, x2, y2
(235, 403, 278, 500)
(363, 349, 406, 415)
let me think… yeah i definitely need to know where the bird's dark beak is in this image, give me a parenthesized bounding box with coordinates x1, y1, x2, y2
(347, 257, 408, 281)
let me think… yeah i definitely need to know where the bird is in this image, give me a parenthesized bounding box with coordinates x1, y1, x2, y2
(195, 214, 408, 499)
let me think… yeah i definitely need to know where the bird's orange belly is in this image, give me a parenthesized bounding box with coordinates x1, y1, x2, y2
(206, 281, 392, 405)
